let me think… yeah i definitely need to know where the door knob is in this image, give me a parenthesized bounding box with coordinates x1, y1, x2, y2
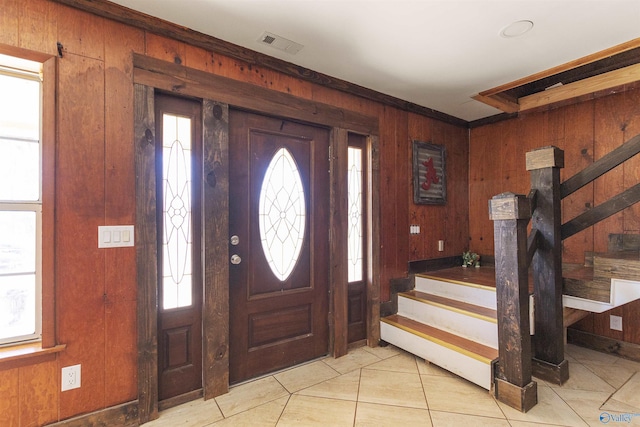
(230, 254, 242, 265)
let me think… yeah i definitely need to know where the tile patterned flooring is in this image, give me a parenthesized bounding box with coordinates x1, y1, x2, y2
(145, 344, 640, 426)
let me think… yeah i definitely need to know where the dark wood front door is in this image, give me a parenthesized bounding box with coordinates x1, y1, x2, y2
(229, 110, 330, 384)
(155, 94, 203, 402)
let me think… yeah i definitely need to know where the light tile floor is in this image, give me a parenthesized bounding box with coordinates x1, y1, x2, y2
(144, 344, 640, 427)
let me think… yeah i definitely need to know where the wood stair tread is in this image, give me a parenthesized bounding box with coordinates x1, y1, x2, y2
(401, 290, 497, 322)
(417, 266, 497, 289)
(381, 314, 498, 363)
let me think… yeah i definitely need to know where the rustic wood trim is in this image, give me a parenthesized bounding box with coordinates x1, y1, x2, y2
(47, 401, 138, 427)
(562, 183, 640, 240)
(478, 38, 640, 97)
(468, 112, 518, 129)
(330, 128, 349, 358)
(51, 0, 468, 128)
(608, 233, 640, 251)
(530, 165, 566, 368)
(367, 134, 381, 346)
(158, 389, 203, 411)
(519, 63, 640, 112)
(42, 56, 57, 348)
(202, 100, 230, 398)
(471, 93, 520, 113)
(134, 84, 159, 424)
(494, 377, 537, 413)
(379, 276, 414, 318)
(133, 55, 379, 135)
(567, 328, 640, 363)
(531, 357, 569, 385)
(0, 343, 65, 371)
(561, 133, 640, 198)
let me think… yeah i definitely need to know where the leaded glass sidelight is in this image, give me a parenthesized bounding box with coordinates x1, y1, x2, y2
(161, 114, 193, 309)
(258, 147, 306, 281)
(347, 147, 363, 282)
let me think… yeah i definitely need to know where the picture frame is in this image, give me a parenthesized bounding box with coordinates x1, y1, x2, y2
(413, 140, 446, 205)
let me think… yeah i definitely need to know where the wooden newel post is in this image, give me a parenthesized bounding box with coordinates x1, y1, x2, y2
(526, 146, 569, 385)
(489, 192, 537, 412)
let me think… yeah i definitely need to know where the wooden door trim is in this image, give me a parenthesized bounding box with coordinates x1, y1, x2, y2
(134, 57, 380, 423)
(135, 84, 159, 422)
(132, 54, 378, 135)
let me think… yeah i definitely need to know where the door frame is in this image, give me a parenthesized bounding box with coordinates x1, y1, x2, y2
(134, 55, 380, 423)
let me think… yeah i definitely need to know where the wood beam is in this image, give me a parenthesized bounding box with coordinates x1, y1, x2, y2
(478, 38, 640, 97)
(519, 63, 640, 112)
(561, 133, 640, 198)
(562, 183, 640, 240)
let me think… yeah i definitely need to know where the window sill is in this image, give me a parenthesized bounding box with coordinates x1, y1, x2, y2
(0, 342, 66, 371)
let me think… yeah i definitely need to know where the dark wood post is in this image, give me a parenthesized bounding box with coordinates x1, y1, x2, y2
(526, 147, 569, 385)
(489, 193, 537, 412)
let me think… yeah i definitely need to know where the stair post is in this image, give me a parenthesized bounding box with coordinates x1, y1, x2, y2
(526, 146, 569, 385)
(489, 192, 537, 412)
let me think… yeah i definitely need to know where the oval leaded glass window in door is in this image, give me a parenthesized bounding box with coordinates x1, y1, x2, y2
(258, 147, 306, 281)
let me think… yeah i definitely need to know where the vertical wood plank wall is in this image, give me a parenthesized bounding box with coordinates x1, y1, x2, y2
(469, 87, 640, 346)
(0, 0, 469, 424)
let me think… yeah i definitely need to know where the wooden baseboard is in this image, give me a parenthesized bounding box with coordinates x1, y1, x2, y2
(567, 328, 640, 362)
(47, 401, 138, 427)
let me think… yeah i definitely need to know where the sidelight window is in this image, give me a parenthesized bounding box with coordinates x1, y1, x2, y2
(347, 146, 363, 282)
(161, 114, 194, 309)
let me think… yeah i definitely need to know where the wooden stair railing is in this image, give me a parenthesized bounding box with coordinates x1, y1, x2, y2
(489, 133, 640, 413)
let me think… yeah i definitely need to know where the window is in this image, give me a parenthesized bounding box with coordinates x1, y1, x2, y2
(0, 54, 43, 346)
(347, 145, 364, 282)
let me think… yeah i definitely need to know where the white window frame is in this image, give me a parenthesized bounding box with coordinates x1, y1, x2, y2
(0, 57, 43, 346)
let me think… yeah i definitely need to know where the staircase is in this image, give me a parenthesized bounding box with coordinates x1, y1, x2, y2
(381, 269, 498, 390)
(381, 253, 640, 393)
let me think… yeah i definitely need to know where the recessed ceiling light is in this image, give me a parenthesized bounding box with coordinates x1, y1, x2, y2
(500, 20, 534, 38)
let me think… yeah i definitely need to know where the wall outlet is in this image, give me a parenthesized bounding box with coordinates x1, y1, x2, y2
(61, 364, 81, 391)
(610, 315, 623, 332)
(438, 240, 444, 251)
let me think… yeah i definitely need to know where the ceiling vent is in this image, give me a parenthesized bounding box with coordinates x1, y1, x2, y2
(258, 31, 303, 55)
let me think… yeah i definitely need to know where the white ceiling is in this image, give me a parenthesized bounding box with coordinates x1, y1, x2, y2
(110, 0, 640, 122)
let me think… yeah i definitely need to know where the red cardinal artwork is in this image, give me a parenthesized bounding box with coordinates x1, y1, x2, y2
(421, 157, 439, 191)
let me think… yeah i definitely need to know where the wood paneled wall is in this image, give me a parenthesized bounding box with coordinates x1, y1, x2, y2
(469, 87, 640, 345)
(0, 0, 469, 424)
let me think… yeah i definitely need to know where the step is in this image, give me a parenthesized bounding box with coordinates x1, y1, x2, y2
(381, 314, 498, 390)
(398, 290, 498, 348)
(415, 270, 497, 310)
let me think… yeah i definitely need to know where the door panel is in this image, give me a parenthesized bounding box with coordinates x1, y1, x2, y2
(155, 94, 203, 401)
(229, 110, 330, 383)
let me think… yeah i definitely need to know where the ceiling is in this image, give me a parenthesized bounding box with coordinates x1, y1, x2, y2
(109, 0, 640, 122)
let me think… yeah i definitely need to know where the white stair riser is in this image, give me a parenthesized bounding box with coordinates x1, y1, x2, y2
(381, 322, 493, 390)
(398, 296, 498, 348)
(415, 276, 496, 310)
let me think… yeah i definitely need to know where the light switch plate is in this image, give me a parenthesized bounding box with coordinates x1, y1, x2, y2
(98, 225, 135, 248)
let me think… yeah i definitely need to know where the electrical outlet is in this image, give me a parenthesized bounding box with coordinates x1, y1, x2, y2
(61, 364, 81, 391)
(610, 315, 623, 332)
